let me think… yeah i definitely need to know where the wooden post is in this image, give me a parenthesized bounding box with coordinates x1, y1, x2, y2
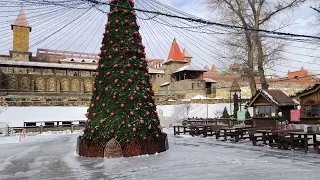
(40, 125, 43, 134)
(6, 126, 9, 136)
(71, 125, 74, 133)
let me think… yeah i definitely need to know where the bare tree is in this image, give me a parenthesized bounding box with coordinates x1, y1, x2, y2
(206, 0, 306, 94)
(171, 103, 194, 123)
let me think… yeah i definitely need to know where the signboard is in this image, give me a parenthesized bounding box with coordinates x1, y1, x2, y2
(237, 111, 246, 121)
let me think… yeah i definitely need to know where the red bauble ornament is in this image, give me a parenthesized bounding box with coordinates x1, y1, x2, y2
(139, 65, 143, 68)
(123, 9, 128, 13)
(102, 103, 106, 107)
(135, 87, 140, 91)
(126, 64, 131, 68)
(141, 80, 146, 84)
(135, 72, 139, 76)
(157, 125, 162, 130)
(93, 88, 96, 92)
(100, 64, 105, 68)
(128, 79, 133, 83)
(112, 95, 116, 99)
(130, 112, 134, 116)
(115, 48, 119, 52)
(121, 121, 125, 126)
(120, 55, 124, 59)
(140, 120, 145, 124)
(106, 72, 111, 76)
(98, 53, 101, 56)
(146, 111, 150, 116)
(132, 56, 137, 60)
(109, 40, 113, 44)
(153, 119, 157, 122)
(114, 79, 118, 83)
(125, 19, 129, 23)
(115, 19, 119, 23)
(108, 55, 112, 59)
(91, 104, 95, 107)
(147, 88, 151, 92)
(115, 29, 119, 32)
(86, 119, 91, 124)
(125, 30, 129, 34)
(103, 50, 107, 54)
(110, 129, 115, 134)
(85, 112, 89, 117)
(99, 80, 103, 84)
(149, 103, 154, 107)
(148, 125, 152, 130)
(115, 9, 119, 13)
(114, 64, 118, 68)
(121, 103, 125, 108)
(126, 48, 130, 52)
(99, 57, 102, 61)
(138, 103, 142, 107)
(120, 40, 124, 44)
(106, 30, 110, 34)
(134, 31, 138, 35)
(156, 134, 159, 138)
(93, 113, 97, 117)
(96, 72, 100, 76)
(144, 73, 149, 77)
(138, 50, 142, 54)
(132, 128, 136, 132)
(96, 96, 100, 101)
(120, 71, 124, 75)
(90, 98, 92, 102)
(105, 87, 109, 92)
(130, 96, 134, 100)
(107, 12, 111, 16)
(121, 87, 125, 91)
(131, 19, 135, 23)
(91, 130, 95, 134)
(110, 112, 115, 116)
(144, 96, 147, 99)
(131, 40, 135, 44)
(100, 119, 104, 124)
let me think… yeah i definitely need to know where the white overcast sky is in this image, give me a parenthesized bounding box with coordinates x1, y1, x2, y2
(0, 0, 320, 76)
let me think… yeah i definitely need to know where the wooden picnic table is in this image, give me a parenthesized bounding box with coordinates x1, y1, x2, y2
(289, 131, 320, 153)
(219, 126, 253, 142)
(256, 129, 278, 145)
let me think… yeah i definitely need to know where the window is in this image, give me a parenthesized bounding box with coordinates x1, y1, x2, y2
(303, 101, 320, 117)
(255, 106, 276, 117)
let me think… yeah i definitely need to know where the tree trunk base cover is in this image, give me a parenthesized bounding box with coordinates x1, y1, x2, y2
(77, 133, 169, 158)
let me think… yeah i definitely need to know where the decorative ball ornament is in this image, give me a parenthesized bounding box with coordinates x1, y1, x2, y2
(100, 64, 105, 68)
(140, 120, 145, 124)
(135, 87, 140, 91)
(153, 119, 157, 122)
(91, 130, 95, 134)
(110, 129, 115, 134)
(115, 29, 119, 32)
(125, 19, 129, 23)
(115, 9, 119, 13)
(138, 50, 142, 54)
(126, 48, 130, 52)
(108, 55, 112, 59)
(120, 71, 124, 75)
(146, 88, 151, 92)
(125, 30, 129, 34)
(102, 103, 106, 107)
(112, 95, 116, 99)
(128, 79, 133, 84)
(146, 111, 150, 116)
(96, 72, 100, 76)
(148, 125, 152, 130)
(114, 64, 118, 68)
(144, 73, 149, 77)
(115, 48, 119, 52)
(106, 30, 110, 34)
(86, 119, 91, 124)
(90, 98, 92, 102)
(132, 56, 137, 60)
(91, 104, 95, 107)
(115, 19, 119, 23)
(103, 50, 107, 54)
(123, 9, 128, 13)
(121, 121, 125, 126)
(132, 128, 136, 132)
(130, 96, 134, 100)
(157, 125, 162, 130)
(131, 40, 135, 44)
(109, 40, 113, 44)
(110, 112, 115, 116)
(138, 103, 142, 107)
(130, 112, 134, 116)
(139, 65, 143, 68)
(100, 119, 104, 124)
(121, 103, 125, 108)
(134, 31, 139, 35)
(141, 80, 146, 84)
(93, 113, 97, 117)
(120, 55, 124, 59)
(106, 72, 111, 76)
(120, 40, 124, 44)
(114, 79, 118, 83)
(126, 64, 131, 68)
(135, 72, 139, 76)
(144, 96, 147, 99)
(99, 80, 103, 84)
(85, 112, 89, 117)
(93, 88, 97, 92)
(121, 87, 125, 91)
(156, 134, 159, 138)
(96, 96, 100, 101)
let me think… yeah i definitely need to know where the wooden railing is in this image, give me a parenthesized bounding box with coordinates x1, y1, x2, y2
(7, 124, 85, 136)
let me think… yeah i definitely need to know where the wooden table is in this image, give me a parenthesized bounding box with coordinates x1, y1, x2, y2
(219, 126, 253, 142)
(289, 131, 320, 153)
(256, 130, 278, 145)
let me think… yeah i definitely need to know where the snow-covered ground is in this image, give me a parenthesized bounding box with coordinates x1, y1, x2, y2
(0, 104, 253, 127)
(0, 130, 319, 180)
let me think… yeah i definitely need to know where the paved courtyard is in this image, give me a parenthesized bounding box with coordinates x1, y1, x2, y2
(0, 131, 320, 180)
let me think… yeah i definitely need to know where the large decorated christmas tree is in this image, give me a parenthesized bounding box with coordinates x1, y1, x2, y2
(77, 0, 168, 158)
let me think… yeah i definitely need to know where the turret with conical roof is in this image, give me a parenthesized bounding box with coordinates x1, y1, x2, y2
(10, 10, 32, 61)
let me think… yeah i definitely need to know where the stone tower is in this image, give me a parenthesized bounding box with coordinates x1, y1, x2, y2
(10, 10, 32, 61)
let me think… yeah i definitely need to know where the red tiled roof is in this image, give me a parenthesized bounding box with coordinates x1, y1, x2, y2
(167, 39, 184, 61)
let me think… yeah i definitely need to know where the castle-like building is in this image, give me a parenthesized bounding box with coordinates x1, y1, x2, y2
(0, 10, 216, 106)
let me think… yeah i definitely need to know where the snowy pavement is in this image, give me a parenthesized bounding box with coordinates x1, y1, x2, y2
(1, 130, 320, 180)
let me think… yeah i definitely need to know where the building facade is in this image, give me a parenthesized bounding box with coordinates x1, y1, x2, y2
(0, 11, 216, 106)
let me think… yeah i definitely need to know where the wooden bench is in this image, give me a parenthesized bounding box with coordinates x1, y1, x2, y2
(275, 130, 309, 150)
(248, 128, 265, 146)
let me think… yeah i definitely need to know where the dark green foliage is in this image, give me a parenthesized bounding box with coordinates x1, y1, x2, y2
(233, 103, 239, 119)
(83, 0, 161, 141)
(221, 107, 230, 118)
(245, 110, 251, 118)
